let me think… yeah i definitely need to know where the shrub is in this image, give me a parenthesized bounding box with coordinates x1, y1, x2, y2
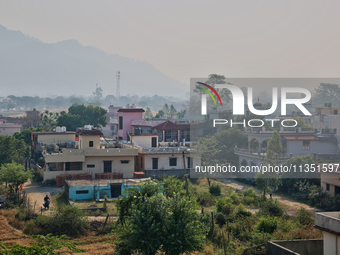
(197, 192, 216, 207)
(229, 192, 241, 205)
(296, 207, 314, 226)
(256, 216, 278, 234)
(216, 197, 234, 215)
(242, 188, 259, 206)
(209, 184, 222, 196)
(215, 213, 226, 227)
(259, 198, 284, 217)
(34, 205, 89, 237)
(103, 195, 108, 209)
(235, 204, 252, 218)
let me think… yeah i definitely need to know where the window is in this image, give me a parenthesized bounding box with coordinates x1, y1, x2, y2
(119, 116, 123, 130)
(141, 157, 143, 169)
(87, 164, 95, 168)
(135, 156, 138, 166)
(326, 183, 330, 191)
(89, 141, 93, 147)
(76, 190, 89, 194)
(335, 110, 338, 115)
(152, 158, 158, 170)
(65, 162, 82, 171)
(187, 157, 193, 169)
(169, 158, 177, 166)
(152, 137, 157, 147)
(303, 141, 310, 150)
(121, 160, 130, 164)
(104, 161, 112, 173)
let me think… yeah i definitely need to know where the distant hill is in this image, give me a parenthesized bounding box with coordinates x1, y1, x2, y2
(0, 25, 188, 97)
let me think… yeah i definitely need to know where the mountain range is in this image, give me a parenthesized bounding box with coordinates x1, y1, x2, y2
(0, 25, 188, 97)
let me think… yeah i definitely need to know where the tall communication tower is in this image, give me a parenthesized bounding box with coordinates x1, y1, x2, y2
(116, 71, 120, 100)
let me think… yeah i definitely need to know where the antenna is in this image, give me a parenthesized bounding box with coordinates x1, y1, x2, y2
(116, 71, 120, 101)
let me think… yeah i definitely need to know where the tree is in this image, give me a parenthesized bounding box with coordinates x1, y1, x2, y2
(40, 111, 59, 131)
(116, 180, 162, 224)
(315, 83, 340, 106)
(56, 104, 107, 131)
(0, 136, 26, 166)
(144, 107, 153, 120)
(163, 103, 170, 117)
(170, 104, 177, 117)
(0, 163, 32, 193)
(266, 131, 284, 163)
(204, 74, 231, 107)
(93, 85, 103, 101)
(115, 194, 205, 255)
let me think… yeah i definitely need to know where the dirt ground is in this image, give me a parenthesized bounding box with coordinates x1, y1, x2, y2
(220, 179, 323, 216)
(22, 180, 62, 213)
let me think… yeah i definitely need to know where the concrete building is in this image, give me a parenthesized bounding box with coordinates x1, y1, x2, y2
(315, 211, 340, 255)
(127, 133, 200, 178)
(234, 127, 340, 178)
(101, 105, 121, 138)
(117, 105, 145, 141)
(40, 126, 138, 182)
(0, 119, 22, 136)
(321, 164, 340, 196)
(64, 178, 152, 201)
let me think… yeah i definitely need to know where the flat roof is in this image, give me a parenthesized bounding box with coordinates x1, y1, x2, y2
(281, 135, 320, 141)
(65, 178, 151, 187)
(32, 132, 76, 135)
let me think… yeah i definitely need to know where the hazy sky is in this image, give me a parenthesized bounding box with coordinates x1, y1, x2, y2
(1, 0, 340, 84)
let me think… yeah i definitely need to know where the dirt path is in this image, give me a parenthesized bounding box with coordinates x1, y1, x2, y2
(219, 179, 323, 216)
(22, 180, 62, 213)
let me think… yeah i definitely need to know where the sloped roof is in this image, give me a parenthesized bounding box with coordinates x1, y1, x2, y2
(152, 120, 190, 131)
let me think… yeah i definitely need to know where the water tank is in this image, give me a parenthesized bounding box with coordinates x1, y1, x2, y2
(131, 104, 136, 108)
(134, 128, 141, 135)
(84, 125, 92, 130)
(56, 126, 61, 132)
(126, 104, 131, 108)
(61, 126, 66, 132)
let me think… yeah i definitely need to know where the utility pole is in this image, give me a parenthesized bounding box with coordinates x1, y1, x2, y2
(116, 71, 120, 101)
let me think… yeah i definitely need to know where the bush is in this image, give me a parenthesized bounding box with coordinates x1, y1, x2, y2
(216, 197, 234, 215)
(235, 204, 252, 218)
(229, 192, 241, 205)
(242, 188, 259, 206)
(197, 192, 216, 207)
(34, 205, 89, 237)
(296, 207, 314, 226)
(0, 184, 8, 195)
(103, 195, 108, 209)
(209, 184, 222, 196)
(215, 213, 226, 227)
(256, 216, 278, 234)
(259, 198, 284, 217)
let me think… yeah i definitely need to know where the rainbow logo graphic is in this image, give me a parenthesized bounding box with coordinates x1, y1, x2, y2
(196, 82, 223, 107)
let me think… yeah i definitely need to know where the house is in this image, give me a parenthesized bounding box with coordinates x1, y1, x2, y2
(151, 120, 190, 143)
(234, 127, 340, 178)
(40, 126, 138, 182)
(117, 104, 145, 141)
(101, 105, 121, 138)
(128, 133, 200, 178)
(315, 211, 340, 255)
(0, 119, 22, 136)
(320, 164, 340, 196)
(64, 178, 153, 201)
(31, 128, 76, 162)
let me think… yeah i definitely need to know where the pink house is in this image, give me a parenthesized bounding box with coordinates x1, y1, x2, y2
(117, 106, 145, 140)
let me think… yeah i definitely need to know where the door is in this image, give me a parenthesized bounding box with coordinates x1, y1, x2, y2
(152, 158, 158, 169)
(104, 161, 112, 173)
(111, 183, 122, 198)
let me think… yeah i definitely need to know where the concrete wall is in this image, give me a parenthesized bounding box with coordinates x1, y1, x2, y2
(37, 134, 75, 144)
(0, 126, 21, 136)
(143, 153, 200, 171)
(145, 169, 190, 179)
(286, 140, 338, 156)
(118, 112, 144, 140)
(131, 135, 158, 148)
(79, 135, 100, 149)
(267, 239, 323, 255)
(83, 155, 135, 178)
